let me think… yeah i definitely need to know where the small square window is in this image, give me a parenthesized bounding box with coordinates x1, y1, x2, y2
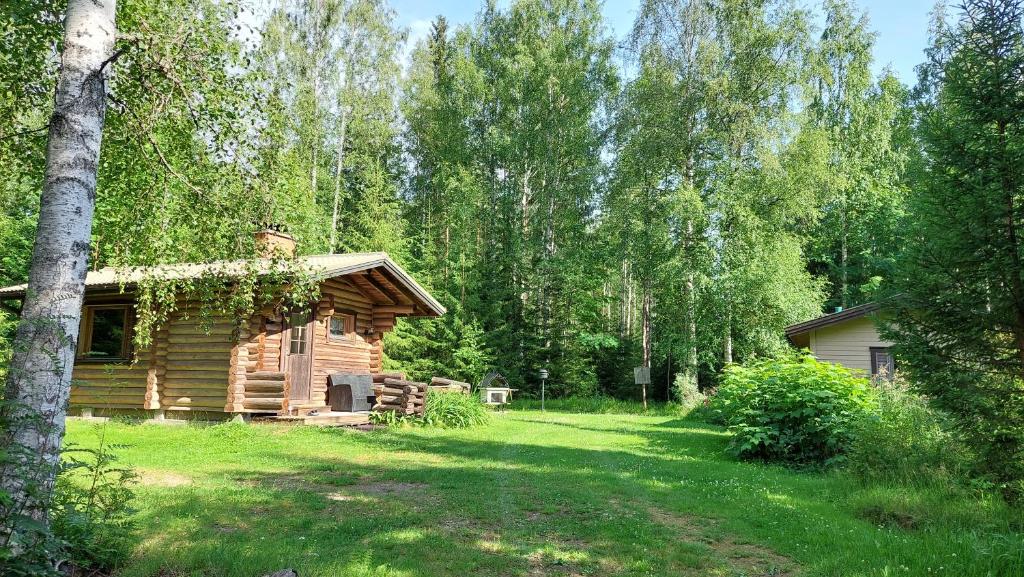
(329, 313, 356, 342)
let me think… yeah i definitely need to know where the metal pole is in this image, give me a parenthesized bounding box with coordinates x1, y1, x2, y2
(539, 368, 548, 412)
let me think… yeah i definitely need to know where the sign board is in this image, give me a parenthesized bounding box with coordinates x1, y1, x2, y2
(633, 366, 651, 385)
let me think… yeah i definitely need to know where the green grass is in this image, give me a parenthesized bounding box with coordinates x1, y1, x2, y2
(510, 397, 687, 415)
(64, 411, 1022, 577)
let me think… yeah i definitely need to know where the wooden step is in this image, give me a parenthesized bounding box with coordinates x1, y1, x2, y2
(248, 371, 286, 381)
(245, 380, 286, 391)
(243, 398, 285, 411)
(270, 411, 371, 427)
(290, 403, 328, 416)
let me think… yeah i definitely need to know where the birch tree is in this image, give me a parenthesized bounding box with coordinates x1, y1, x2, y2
(0, 0, 116, 542)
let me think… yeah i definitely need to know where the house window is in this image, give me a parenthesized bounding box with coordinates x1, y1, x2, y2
(329, 313, 356, 342)
(870, 347, 895, 380)
(77, 305, 131, 362)
(289, 311, 309, 354)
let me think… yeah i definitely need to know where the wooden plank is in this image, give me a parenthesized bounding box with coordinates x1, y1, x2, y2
(370, 269, 416, 306)
(243, 398, 285, 410)
(248, 371, 285, 380)
(348, 273, 396, 305)
(374, 305, 414, 314)
(363, 273, 402, 304)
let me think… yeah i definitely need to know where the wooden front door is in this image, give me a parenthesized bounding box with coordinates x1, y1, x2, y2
(285, 309, 314, 402)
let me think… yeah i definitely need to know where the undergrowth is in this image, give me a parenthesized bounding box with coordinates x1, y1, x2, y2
(511, 396, 690, 416)
(422, 390, 490, 428)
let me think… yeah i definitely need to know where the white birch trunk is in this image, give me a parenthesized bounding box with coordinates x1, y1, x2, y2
(329, 108, 348, 252)
(0, 0, 116, 533)
(681, 154, 699, 396)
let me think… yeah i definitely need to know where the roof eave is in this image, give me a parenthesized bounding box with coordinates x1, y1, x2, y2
(784, 303, 881, 337)
(0, 255, 447, 317)
(310, 256, 445, 317)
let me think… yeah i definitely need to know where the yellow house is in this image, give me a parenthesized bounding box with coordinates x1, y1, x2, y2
(784, 303, 894, 378)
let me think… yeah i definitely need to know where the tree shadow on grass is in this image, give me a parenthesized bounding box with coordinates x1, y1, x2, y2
(129, 448, 792, 577)
(122, 416, 850, 577)
(508, 415, 734, 464)
(73, 417, 1024, 576)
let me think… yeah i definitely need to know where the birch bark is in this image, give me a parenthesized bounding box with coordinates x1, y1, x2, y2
(0, 0, 116, 532)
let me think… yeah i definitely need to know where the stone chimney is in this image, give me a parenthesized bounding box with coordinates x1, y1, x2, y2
(255, 226, 296, 258)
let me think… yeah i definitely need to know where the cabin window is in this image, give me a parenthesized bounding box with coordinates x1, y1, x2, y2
(289, 311, 309, 354)
(870, 347, 895, 380)
(329, 313, 356, 342)
(77, 305, 131, 362)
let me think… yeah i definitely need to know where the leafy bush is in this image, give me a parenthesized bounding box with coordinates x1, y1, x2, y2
(713, 352, 877, 465)
(847, 375, 970, 483)
(673, 373, 706, 410)
(685, 387, 723, 424)
(422, 390, 490, 428)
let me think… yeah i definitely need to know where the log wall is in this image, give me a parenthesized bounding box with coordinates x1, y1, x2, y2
(69, 268, 416, 414)
(70, 299, 235, 412)
(306, 278, 377, 406)
(235, 307, 286, 412)
(160, 302, 235, 411)
(71, 356, 151, 409)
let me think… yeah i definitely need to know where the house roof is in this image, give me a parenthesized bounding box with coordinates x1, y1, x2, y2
(784, 302, 880, 338)
(0, 253, 446, 317)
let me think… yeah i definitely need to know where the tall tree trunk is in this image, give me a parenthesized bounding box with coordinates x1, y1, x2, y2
(330, 108, 348, 252)
(0, 0, 115, 538)
(641, 280, 651, 410)
(311, 147, 319, 200)
(309, 0, 323, 200)
(840, 192, 849, 308)
(723, 316, 733, 364)
(681, 156, 698, 397)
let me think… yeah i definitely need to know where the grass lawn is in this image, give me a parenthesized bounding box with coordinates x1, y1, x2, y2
(65, 410, 1022, 577)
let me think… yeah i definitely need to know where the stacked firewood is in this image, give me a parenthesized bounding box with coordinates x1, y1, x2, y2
(373, 377, 428, 416)
(371, 371, 406, 387)
(428, 376, 471, 394)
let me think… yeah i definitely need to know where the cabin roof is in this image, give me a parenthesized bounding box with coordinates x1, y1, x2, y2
(0, 252, 446, 317)
(783, 302, 880, 338)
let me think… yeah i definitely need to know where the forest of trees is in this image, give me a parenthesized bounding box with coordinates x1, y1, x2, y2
(0, 0, 917, 400)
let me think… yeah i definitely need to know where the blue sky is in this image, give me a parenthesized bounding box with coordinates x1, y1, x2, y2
(392, 0, 938, 85)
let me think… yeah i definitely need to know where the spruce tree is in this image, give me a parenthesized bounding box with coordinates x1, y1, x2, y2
(885, 0, 1024, 498)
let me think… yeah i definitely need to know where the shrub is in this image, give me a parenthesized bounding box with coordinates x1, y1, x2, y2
(713, 352, 877, 465)
(422, 390, 490, 428)
(673, 373, 706, 411)
(847, 375, 970, 483)
(368, 410, 415, 427)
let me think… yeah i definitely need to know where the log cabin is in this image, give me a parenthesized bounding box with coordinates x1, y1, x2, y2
(0, 230, 445, 421)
